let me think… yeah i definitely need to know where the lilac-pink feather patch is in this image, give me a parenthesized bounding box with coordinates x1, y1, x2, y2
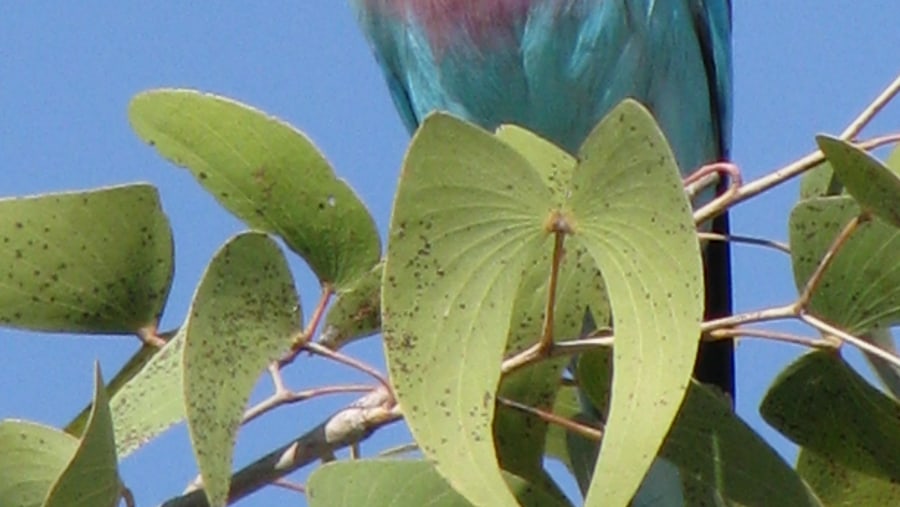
(369, 0, 535, 52)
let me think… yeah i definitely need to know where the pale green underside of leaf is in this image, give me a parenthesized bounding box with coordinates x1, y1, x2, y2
(493, 124, 609, 486)
(107, 327, 186, 457)
(45, 365, 121, 507)
(790, 196, 900, 333)
(318, 261, 383, 350)
(383, 112, 553, 507)
(183, 232, 302, 507)
(0, 184, 173, 334)
(0, 421, 77, 507)
(129, 89, 380, 289)
(569, 101, 703, 507)
(383, 101, 702, 507)
(307, 459, 571, 507)
(817, 136, 900, 228)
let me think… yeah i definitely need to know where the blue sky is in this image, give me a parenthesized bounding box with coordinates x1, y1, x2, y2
(1, 3, 899, 506)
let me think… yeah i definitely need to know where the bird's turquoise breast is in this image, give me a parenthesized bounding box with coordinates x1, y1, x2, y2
(354, 0, 731, 174)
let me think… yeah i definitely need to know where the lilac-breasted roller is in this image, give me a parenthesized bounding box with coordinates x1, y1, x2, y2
(353, 0, 734, 397)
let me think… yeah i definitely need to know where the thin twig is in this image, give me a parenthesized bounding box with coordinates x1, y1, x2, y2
(281, 285, 335, 364)
(694, 134, 900, 224)
(840, 74, 900, 139)
(243, 384, 376, 425)
(122, 486, 136, 507)
(800, 313, 900, 369)
(795, 214, 867, 309)
(303, 341, 393, 394)
(697, 232, 791, 255)
(497, 396, 603, 442)
(684, 162, 742, 223)
(271, 480, 306, 494)
(700, 304, 796, 333)
(708, 327, 835, 349)
(501, 335, 613, 376)
(537, 230, 566, 354)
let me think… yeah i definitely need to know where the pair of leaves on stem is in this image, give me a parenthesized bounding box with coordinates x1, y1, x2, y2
(780, 138, 900, 504)
(375, 100, 704, 506)
(793, 138, 900, 334)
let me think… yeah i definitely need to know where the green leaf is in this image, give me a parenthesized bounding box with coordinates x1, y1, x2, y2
(761, 351, 900, 491)
(662, 384, 820, 506)
(307, 460, 572, 507)
(493, 125, 609, 484)
(0, 421, 77, 507)
(799, 161, 842, 199)
(798, 449, 900, 505)
(0, 184, 173, 334)
(107, 327, 186, 457)
(568, 100, 704, 507)
(887, 145, 900, 174)
(790, 196, 900, 333)
(183, 232, 301, 507)
(383, 113, 553, 507)
(577, 348, 818, 506)
(317, 261, 383, 350)
(65, 334, 175, 437)
(45, 364, 122, 507)
(817, 135, 900, 227)
(129, 89, 380, 289)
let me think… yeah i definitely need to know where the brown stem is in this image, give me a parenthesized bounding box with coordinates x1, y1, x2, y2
(303, 341, 392, 394)
(795, 213, 867, 310)
(537, 231, 566, 354)
(501, 334, 613, 376)
(694, 134, 900, 224)
(281, 284, 334, 364)
(496, 396, 603, 442)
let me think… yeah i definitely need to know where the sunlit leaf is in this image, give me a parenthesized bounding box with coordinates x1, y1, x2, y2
(45, 364, 122, 507)
(790, 196, 900, 333)
(0, 421, 77, 507)
(129, 89, 380, 289)
(317, 261, 383, 350)
(0, 184, 173, 334)
(307, 459, 571, 507)
(66, 335, 174, 437)
(183, 232, 302, 507)
(799, 161, 841, 199)
(493, 125, 609, 484)
(568, 100, 703, 507)
(383, 113, 552, 507)
(817, 136, 900, 227)
(106, 327, 186, 457)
